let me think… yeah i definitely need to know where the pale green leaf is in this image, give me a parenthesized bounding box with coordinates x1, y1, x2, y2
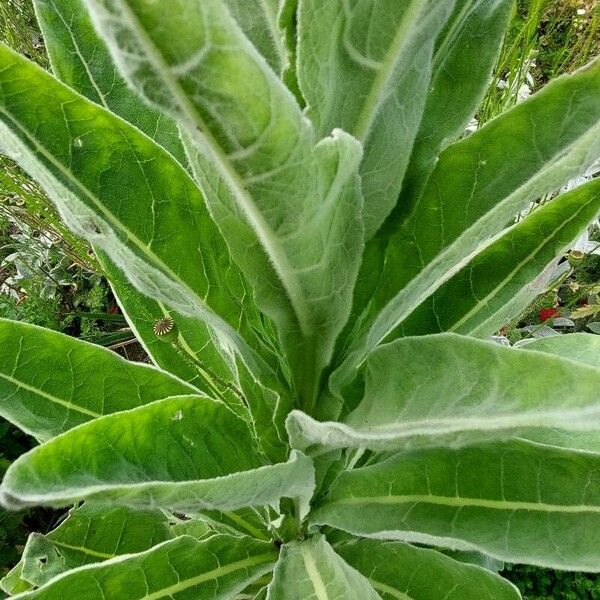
(337, 539, 520, 600)
(33, 0, 186, 164)
(10, 535, 277, 600)
(0, 43, 275, 387)
(0, 318, 194, 441)
(311, 441, 600, 570)
(524, 332, 600, 368)
(334, 58, 600, 391)
(288, 334, 600, 452)
(83, 0, 364, 407)
(297, 0, 454, 237)
(0, 564, 33, 596)
(395, 178, 600, 338)
(18, 505, 171, 587)
(1, 396, 315, 514)
(265, 535, 381, 599)
(99, 259, 239, 395)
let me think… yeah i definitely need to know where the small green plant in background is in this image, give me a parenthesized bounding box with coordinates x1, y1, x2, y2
(2, 1, 600, 599)
(479, 0, 600, 121)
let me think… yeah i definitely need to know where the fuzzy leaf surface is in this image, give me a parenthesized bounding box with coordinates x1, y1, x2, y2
(0, 319, 194, 441)
(9, 535, 277, 600)
(266, 535, 381, 599)
(297, 0, 453, 237)
(312, 441, 600, 570)
(397, 0, 512, 217)
(1, 396, 315, 513)
(337, 539, 521, 600)
(84, 0, 364, 404)
(288, 334, 600, 452)
(223, 0, 286, 73)
(524, 333, 600, 368)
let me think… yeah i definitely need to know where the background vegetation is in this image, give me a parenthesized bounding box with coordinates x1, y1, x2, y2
(0, 0, 599, 597)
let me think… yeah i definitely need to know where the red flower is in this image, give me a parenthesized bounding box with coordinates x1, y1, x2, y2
(539, 307, 559, 322)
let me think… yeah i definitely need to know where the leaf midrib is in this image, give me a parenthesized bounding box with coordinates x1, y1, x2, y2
(352, 0, 426, 142)
(369, 579, 412, 600)
(110, 0, 314, 336)
(448, 190, 599, 332)
(363, 119, 600, 363)
(142, 552, 275, 600)
(47, 538, 114, 560)
(300, 544, 331, 600)
(0, 371, 100, 418)
(328, 494, 600, 514)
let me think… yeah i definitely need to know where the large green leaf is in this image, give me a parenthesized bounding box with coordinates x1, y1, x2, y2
(312, 441, 600, 570)
(396, 178, 600, 338)
(83, 0, 364, 407)
(9, 534, 277, 599)
(1, 396, 315, 513)
(0, 319, 194, 441)
(17, 505, 171, 588)
(265, 535, 381, 599)
(337, 539, 520, 600)
(33, 0, 186, 164)
(0, 43, 275, 387)
(296, 0, 454, 238)
(32, 0, 290, 406)
(288, 334, 600, 452)
(334, 58, 600, 391)
(397, 0, 512, 220)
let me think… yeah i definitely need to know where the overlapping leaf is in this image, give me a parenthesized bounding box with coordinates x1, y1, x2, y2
(33, 0, 292, 413)
(223, 0, 286, 73)
(9, 534, 277, 599)
(288, 334, 600, 452)
(397, 0, 512, 219)
(12, 505, 171, 589)
(337, 540, 521, 600)
(100, 258, 291, 463)
(1, 396, 315, 514)
(334, 58, 600, 391)
(312, 441, 600, 570)
(0, 319, 194, 441)
(266, 535, 381, 599)
(83, 0, 364, 407)
(395, 179, 600, 338)
(297, 0, 454, 237)
(0, 43, 276, 388)
(524, 332, 600, 368)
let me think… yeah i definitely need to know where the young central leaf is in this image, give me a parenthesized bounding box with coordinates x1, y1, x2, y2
(84, 0, 365, 406)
